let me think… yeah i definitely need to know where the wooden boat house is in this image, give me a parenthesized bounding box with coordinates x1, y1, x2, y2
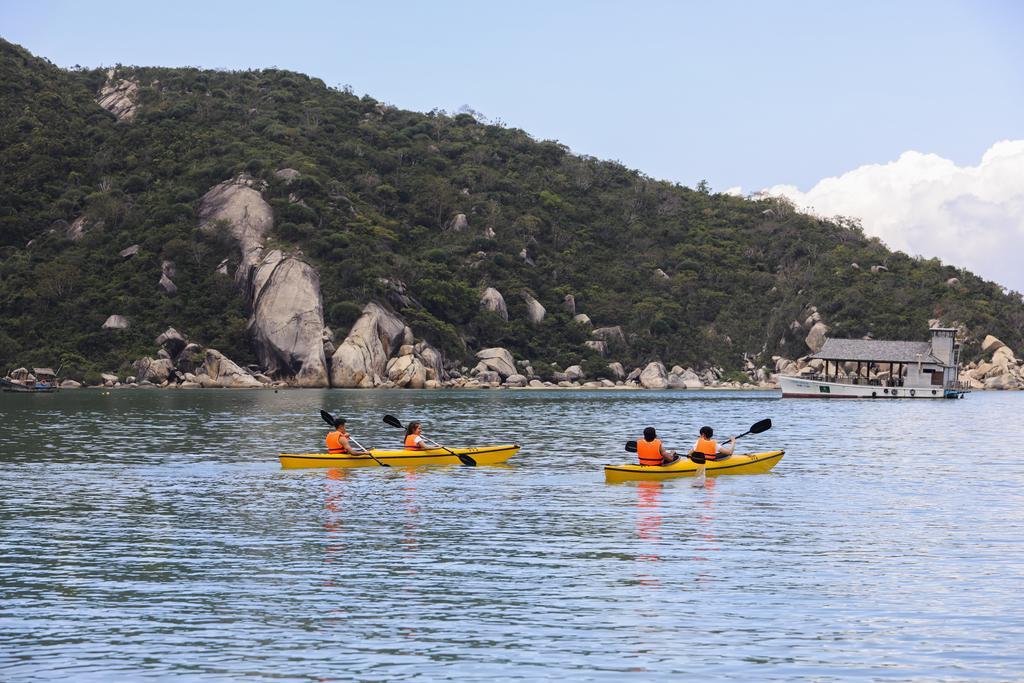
(779, 327, 968, 399)
(1, 367, 59, 393)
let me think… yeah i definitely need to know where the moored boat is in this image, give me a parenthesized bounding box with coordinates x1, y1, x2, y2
(604, 450, 784, 482)
(1, 377, 59, 393)
(781, 327, 968, 399)
(279, 444, 520, 469)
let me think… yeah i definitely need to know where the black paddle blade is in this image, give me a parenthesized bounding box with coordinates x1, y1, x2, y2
(457, 454, 477, 466)
(382, 414, 404, 429)
(749, 418, 772, 434)
(625, 440, 638, 452)
(689, 452, 706, 465)
(320, 410, 336, 426)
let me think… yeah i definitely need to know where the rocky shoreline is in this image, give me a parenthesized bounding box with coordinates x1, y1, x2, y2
(5, 166, 1020, 394)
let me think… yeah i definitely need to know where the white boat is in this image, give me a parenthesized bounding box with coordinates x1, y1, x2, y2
(780, 327, 969, 399)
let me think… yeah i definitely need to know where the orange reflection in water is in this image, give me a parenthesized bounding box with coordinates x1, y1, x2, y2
(400, 468, 420, 554)
(322, 468, 349, 590)
(692, 476, 720, 581)
(635, 480, 663, 588)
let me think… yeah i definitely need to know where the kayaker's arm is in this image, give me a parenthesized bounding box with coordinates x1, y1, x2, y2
(719, 437, 736, 456)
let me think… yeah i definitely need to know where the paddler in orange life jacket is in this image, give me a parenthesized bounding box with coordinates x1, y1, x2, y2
(690, 426, 735, 461)
(326, 418, 367, 455)
(404, 421, 426, 450)
(637, 426, 678, 466)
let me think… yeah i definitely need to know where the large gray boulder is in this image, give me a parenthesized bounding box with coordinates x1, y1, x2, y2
(274, 168, 301, 184)
(415, 341, 446, 382)
(480, 287, 509, 321)
(522, 292, 546, 324)
(573, 313, 592, 326)
(475, 348, 516, 378)
(386, 352, 428, 389)
(984, 373, 1023, 390)
(249, 250, 329, 387)
(562, 294, 576, 315)
(680, 368, 704, 389)
(201, 349, 262, 388)
(585, 340, 607, 356)
(592, 326, 627, 348)
(155, 328, 188, 357)
(504, 374, 528, 387)
(639, 362, 669, 389)
(102, 315, 129, 330)
(330, 303, 406, 387)
(982, 335, 1006, 355)
(96, 70, 139, 122)
(805, 322, 829, 353)
(133, 357, 175, 384)
(446, 213, 469, 232)
(607, 362, 626, 380)
(198, 175, 273, 282)
(564, 365, 584, 381)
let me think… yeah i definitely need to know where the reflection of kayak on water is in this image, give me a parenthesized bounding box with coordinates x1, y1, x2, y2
(280, 444, 520, 469)
(604, 450, 784, 482)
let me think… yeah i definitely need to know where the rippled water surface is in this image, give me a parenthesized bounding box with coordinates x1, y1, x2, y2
(1, 388, 1023, 680)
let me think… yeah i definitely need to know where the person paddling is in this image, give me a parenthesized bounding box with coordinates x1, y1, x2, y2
(637, 426, 678, 466)
(404, 421, 426, 450)
(690, 426, 735, 461)
(326, 418, 367, 455)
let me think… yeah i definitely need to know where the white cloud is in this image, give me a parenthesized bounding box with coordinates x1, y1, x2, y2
(759, 140, 1024, 295)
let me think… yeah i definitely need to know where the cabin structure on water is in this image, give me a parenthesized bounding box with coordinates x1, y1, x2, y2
(779, 327, 969, 399)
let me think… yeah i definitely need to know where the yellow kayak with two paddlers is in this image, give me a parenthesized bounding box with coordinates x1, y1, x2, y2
(604, 450, 785, 482)
(280, 444, 521, 469)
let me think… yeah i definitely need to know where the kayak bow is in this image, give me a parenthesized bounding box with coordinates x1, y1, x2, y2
(604, 450, 784, 482)
(280, 444, 520, 469)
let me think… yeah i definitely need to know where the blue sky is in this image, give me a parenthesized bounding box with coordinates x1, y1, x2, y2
(3, 0, 1023, 290)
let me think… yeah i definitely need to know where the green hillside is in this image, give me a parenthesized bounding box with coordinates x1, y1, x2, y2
(1, 37, 1022, 381)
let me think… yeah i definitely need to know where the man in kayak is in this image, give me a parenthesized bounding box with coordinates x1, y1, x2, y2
(404, 421, 426, 450)
(637, 427, 678, 466)
(326, 418, 367, 455)
(690, 426, 735, 461)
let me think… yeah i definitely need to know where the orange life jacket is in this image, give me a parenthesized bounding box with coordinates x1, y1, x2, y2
(637, 438, 664, 466)
(326, 430, 349, 454)
(695, 436, 718, 460)
(404, 433, 423, 450)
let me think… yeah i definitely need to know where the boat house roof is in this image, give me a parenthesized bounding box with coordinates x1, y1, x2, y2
(33, 367, 56, 376)
(811, 339, 943, 364)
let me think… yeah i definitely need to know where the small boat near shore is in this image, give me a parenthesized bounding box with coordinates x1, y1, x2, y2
(605, 450, 784, 482)
(781, 327, 969, 399)
(279, 444, 521, 469)
(1, 368, 59, 393)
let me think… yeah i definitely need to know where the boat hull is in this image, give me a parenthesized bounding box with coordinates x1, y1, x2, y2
(779, 375, 960, 399)
(604, 450, 784, 482)
(279, 444, 520, 469)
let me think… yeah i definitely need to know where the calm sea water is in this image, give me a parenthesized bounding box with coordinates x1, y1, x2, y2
(1, 388, 1022, 681)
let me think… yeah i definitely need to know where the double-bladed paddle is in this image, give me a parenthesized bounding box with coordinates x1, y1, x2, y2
(320, 410, 390, 467)
(382, 414, 477, 466)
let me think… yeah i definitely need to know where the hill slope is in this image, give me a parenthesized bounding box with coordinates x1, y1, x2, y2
(1, 38, 1022, 383)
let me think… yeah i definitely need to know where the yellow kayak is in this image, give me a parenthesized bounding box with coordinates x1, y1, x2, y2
(604, 450, 784, 482)
(279, 444, 520, 469)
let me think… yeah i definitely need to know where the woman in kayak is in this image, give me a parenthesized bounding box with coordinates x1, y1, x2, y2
(326, 418, 367, 455)
(404, 421, 426, 450)
(637, 427, 678, 466)
(690, 426, 735, 461)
